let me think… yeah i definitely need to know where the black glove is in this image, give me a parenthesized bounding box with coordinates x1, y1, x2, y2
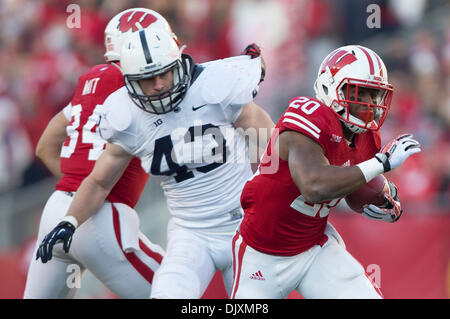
(241, 43, 266, 83)
(36, 221, 76, 263)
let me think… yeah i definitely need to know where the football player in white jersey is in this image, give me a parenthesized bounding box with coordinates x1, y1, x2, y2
(36, 26, 274, 298)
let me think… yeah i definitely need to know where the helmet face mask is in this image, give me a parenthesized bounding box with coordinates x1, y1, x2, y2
(314, 45, 394, 134)
(121, 28, 191, 114)
(124, 59, 190, 114)
(334, 78, 393, 132)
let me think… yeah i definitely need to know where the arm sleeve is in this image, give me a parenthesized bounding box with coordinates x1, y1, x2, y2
(98, 94, 138, 156)
(201, 56, 262, 123)
(279, 98, 331, 156)
(224, 56, 262, 123)
(62, 103, 72, 121)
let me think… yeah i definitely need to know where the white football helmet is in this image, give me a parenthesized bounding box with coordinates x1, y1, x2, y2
(120, 27, 191, 114)
(104, 8, 177, 62)
(314, 45, 394, 133)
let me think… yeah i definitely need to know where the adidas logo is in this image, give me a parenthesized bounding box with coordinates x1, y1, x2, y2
(249, 270, 265, 281)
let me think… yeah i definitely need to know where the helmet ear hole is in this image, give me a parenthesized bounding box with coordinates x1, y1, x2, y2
(322, 85, 328, 95)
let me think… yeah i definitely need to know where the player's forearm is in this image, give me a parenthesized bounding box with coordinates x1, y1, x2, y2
(293, 164, 367, 204)
(234, 101, 275, 160)
(256, 114, 275, 159)
(44, 157, 63, 179)
(64, 143, 131, 226)
(36, 111, 68, 179)
(255, 109, 275, 144)
(65, 176, 112, 226)
(36, 148, 63, 179)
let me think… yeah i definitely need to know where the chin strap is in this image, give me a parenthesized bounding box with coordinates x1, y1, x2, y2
(333, 101, 370, 134)
(181, 54, 195, 80)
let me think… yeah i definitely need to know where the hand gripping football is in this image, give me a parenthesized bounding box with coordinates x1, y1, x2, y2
(345, 175, 389, 213)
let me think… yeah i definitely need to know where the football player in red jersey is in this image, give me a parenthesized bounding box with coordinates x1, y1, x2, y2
(24, 9, 174, 299)
(231, 45, 421, 299)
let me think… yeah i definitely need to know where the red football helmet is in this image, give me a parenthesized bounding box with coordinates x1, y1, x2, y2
(314, 45, 394, 133)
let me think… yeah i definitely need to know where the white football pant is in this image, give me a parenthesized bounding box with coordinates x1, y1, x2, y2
(24, 191, 164, 299)
(150, 218, 239, 298)
(231, 222, 383, 299)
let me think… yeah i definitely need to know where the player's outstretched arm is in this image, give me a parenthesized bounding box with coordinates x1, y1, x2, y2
(65, 142, 133, 226)
(35, 111, 70, 179)
(36, 142, 132, 263)
(233, 101, 275, 156)
(240, 43, 266, 83)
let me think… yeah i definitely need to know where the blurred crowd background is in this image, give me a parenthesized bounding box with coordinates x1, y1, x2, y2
(0, 0, 448, 298)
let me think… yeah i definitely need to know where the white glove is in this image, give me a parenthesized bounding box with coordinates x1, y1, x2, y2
(375, 134, 421, 172)
(362, 181, 402, 223)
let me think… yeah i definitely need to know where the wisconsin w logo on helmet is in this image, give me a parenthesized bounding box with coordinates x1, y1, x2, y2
(104, 8, 175, 63)
(118, 11, 158, 32)
(320, 49, 357, 77)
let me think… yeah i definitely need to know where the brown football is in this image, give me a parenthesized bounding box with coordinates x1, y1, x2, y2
(345, 175, 389, 213)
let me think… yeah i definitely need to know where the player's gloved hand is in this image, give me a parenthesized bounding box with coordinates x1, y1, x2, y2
(241, 43, 266, 83)
(374, 134, 421, 172)
(241, 43, 261, 59)
(36, 220, 76, 263)
(362, 181, 402, 223)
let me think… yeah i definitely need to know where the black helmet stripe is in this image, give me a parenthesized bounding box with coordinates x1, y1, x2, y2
(139, 30, 153, 64)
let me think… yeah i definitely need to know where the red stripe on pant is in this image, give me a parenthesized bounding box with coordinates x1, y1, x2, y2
(232, 231, 239, 283)
(231, 232, 247, 299)
(139, 239, 163, 264)
(112, 204, 160, 284)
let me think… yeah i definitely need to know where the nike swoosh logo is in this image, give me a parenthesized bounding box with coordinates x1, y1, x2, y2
(192, 104, 207, 111)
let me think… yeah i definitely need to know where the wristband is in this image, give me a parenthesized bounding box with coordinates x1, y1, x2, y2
(374, 153, 391, 172)
(60, 215, 79, 229)
(356, 157, 384, 183)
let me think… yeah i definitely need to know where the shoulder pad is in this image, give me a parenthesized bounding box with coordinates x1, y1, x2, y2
(281, 96, 343, 153)
(73, 63, 124, 102)
(102, 87, 133, 132)
(90, 63, 122, 76)
(198, 56, 262, 105)
(99, 88, 139, 154)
